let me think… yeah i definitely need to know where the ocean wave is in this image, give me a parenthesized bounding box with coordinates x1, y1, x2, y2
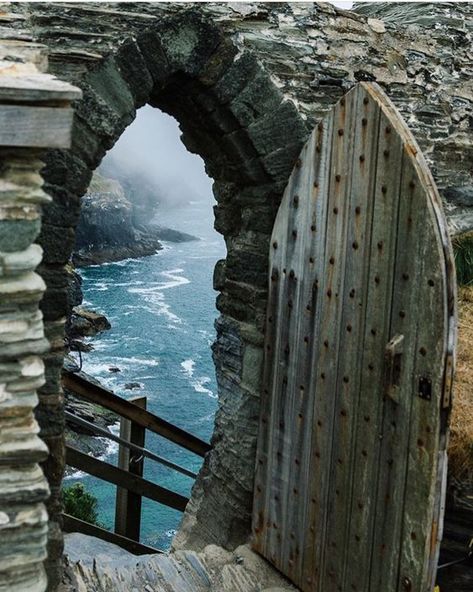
(192, 376, 216, 398)
(63, 469, 86, 480)
(112, 280, 146, 287)
(126, 269, 189, 324)
(131, 293, 182, 324)
(165, 529, 178, 539)
(82, 361, 118, 376)
(101, 257, 137, 267)
(181, 359, 195, 378)
(188, 255, 217, 260)
(129, 268, 190, 293)
(112, 356, 160, 368)
(99, 430, 119, 459)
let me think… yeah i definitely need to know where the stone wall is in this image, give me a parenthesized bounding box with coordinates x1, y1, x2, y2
(1, 2, 472, 589)
(0, 33, 80, 592)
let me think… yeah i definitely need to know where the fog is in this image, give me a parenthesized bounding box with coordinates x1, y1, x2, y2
(101, 105, 214, 210)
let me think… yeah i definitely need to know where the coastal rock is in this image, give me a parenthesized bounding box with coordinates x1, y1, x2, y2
(63, 363, 119, 470)
(70, 308, 111, 337)
(154, 226, 199, 243)
(65, 392, 118, 435)
(63, 537, 297, 591)
(73, 171, 163, 267)
(124, 382, 142, 390)
(66, 265, 83, 309)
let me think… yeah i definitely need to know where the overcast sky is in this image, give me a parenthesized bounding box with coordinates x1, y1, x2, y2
(102, 105, 213, 206)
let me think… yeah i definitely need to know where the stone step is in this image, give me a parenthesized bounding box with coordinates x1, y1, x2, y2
(63, 533, 297, 592)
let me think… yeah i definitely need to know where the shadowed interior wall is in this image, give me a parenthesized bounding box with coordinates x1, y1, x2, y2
(2, 2, 471, 590)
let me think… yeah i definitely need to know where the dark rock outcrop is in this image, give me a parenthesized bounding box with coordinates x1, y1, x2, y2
(70, 308, 111, 338)
(64, 391, 118, 466)
(73, 172, 163, 266)
(154, 226, 199, 243)
(63, 361, 119, 465)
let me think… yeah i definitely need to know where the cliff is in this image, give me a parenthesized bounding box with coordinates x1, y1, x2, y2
(73, 172, 163, 266)
(73, 170, 199, 266)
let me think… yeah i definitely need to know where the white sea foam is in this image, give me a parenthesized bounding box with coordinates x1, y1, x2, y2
(111, 280, 146, 287)
(181, 359, 195, 378)
(63, 469, 86, 480)
(105, 258, 136, 267)
(189, 255, 216, 260)
(88, 283, 109, 292)
(111, 356, 160, 368)
(147, 293, 182, 323)
(83, 361, 117, 375)
(165, 529, 178, 540)
(126, 269, 189, 324)
(192, 376, 215, 398)
(98, 434, 118, 459)
(128, 268, 190, 293)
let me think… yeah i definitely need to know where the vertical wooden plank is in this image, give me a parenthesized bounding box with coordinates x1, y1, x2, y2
(277, 133, 315, 578)
(264, 167, 303, 568)
(115, 416, 131, 536)
(396, 199, 448, 591)
(307, 87, 358, 591)
(320, 84, 380, 591)
(115, 396, 146, 541)
(343, 106, 404, 592)
(363, 83, 456, 590)
(253, 142, 305, 565)
(368, 151, 427, 591)
(296, 115, 335, 592)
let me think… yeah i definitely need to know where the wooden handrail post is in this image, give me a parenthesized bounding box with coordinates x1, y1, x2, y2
(115, 396, 147, 541)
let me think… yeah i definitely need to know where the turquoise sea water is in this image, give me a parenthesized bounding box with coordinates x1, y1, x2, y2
(66, 200, 225, 550)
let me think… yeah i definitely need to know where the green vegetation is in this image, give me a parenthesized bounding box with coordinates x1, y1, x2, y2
(453, 232, 473, 286)
(88, 170, 123, 195)
(62, 483, 102, 526)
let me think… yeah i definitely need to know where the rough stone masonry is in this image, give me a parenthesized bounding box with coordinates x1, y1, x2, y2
(0, 2, 471, 590)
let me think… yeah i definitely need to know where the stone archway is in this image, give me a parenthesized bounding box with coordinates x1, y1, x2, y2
(35, 10, 309, 587)
(2, 2, 472, 590)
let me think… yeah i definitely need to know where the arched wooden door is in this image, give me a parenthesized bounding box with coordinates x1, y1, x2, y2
(252, 82, 456, 592)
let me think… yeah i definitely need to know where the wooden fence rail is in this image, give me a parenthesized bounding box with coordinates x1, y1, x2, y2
(63, 513, 162, 555)
(62, 368, 212, 553)
(65, 446, 190, 512)
(63, 370, 211, 457)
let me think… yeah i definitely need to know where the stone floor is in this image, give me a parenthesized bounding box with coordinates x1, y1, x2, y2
(61, 533, 297, 592)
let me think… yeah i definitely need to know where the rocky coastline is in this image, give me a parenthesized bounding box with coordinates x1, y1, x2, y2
(64, 169, 200, 462)
(72, 170, 198, 267)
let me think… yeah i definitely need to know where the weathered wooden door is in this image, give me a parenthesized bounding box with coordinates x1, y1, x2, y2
(252, 82, 456, 592)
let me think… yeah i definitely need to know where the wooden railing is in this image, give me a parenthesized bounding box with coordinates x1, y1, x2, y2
(62, 369, 211, 554)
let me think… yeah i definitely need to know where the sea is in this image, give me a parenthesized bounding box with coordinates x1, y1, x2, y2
(65, 199, 225, 550)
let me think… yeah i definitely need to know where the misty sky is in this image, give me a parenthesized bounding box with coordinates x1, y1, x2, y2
(102, 105, 214, 206)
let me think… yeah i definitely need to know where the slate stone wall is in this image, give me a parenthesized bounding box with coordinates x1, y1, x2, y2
(0, 23, 81, 591)
(2, 3, 472, 588)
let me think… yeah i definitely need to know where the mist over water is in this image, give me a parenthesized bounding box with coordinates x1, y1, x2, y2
(67, 106, 225, 549)
(101, 104, 213, 209)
